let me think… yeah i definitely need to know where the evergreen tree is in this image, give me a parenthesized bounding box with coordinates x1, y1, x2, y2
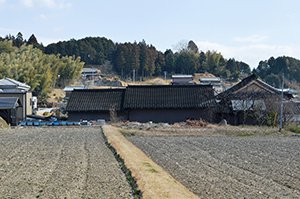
(14, 32, 24, 47)
(27, 34, 38, 45)
(187, 40, 199, 54)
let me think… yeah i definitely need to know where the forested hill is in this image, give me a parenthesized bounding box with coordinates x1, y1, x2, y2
(3, 33, 300, 87)
(45, 37, 115, 65)
(254, 56, 300, 88)
(44, 37, 251, 81)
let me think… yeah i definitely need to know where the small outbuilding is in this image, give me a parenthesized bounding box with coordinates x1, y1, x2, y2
(171, 75, 194, 85)
(0, 78, 33, 118)
(0, 97, 23, 126)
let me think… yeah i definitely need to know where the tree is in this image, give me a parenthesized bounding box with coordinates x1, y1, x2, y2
(27, 34, 38, 45)
(0, 41, 84, 103)
(112, 45, 126, 78)
(14, 32, 24, 47)
(0, 40, 14, 54)
(45, 36, 115, 65)
(174, 52, 198, 74)
(164, 49, 175, 73)
(255, 56, 300, 88)
(226, 58, 239, 80)
(27, 34, 44, 50)
(139, 40, 148, 79)
(155, 52, 165, 75)
(265, 74, 281, 87)
(187, 40, 199, 54)
(199, 51, 206, 72)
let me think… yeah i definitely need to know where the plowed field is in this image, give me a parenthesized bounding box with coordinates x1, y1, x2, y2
(0, 127, 132, 198)
(129, 135, 300, 199)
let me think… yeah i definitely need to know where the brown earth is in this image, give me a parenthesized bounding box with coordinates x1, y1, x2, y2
(0, 127, 132, 198)
(128, 128, 300, 199)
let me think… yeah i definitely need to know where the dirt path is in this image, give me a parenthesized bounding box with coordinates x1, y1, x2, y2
(0, 127, 132, 198)
(103, 125, 199, 199)
(129, 135, 300, 199)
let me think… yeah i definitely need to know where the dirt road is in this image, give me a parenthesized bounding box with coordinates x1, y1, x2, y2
(0, 127, 132, 198)
(129, 135, 300, 199)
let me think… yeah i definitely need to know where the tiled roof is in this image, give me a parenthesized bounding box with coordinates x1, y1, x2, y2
(66, 89, 125, 112)
(123, 85, 215, 109)
(217, 74, 291, 99)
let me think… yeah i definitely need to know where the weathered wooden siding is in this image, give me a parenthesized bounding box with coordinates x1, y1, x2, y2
(128, 108, 214, 123)
(67, 111, 127, 122)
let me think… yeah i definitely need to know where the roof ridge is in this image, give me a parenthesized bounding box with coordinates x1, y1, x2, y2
(127, 84, 210, 88)
(3, 78, 30, 88)
(73, 88, 126, 92)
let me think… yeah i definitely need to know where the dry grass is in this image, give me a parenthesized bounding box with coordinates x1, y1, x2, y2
(127, 77, 171, 85)
(47, 89, 65, 104)
(119, 124, 292, 137)
(0, 117, 9, 128)
(103, 125, 199, 199)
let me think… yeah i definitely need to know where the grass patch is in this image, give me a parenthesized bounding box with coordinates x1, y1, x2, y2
(119, 129, 138, 137)
(142, 162, 159, 173)
(147, 168, 159, 173)
(286, 124, 300, 134)
(216, 126, 285, 137)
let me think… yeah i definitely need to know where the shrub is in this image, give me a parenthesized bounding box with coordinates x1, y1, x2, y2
(286, 124, 300, 134)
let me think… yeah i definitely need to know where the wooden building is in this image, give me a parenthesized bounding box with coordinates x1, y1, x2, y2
(124, 85, 215, 123)
(216, 74, 292, 125)
(0, 97, 23, 126)
(0, 78, 33, 117)
(66, 85, 216, 123)
(66, 88, 126, 121)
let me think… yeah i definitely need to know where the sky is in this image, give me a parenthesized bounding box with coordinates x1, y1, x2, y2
(0, 0, 300, 68)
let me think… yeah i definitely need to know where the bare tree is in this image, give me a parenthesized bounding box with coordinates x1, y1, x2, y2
(109, 106, 118, 123)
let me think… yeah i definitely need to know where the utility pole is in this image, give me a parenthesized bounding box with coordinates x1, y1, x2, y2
(279, 73, 284, 132)
(133, 69, 136, 82)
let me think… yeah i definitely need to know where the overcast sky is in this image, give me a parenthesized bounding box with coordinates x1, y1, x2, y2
(0, 0, 300, 68)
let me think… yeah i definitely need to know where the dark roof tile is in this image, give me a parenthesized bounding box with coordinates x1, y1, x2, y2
(123, 85, 215, 109)
(66, 89, 125, 112)
(217, 74, 292, 99)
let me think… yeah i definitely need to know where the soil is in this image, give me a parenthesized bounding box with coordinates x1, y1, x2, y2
(0, 127, 132, 198)
(129, 134, 300, 199)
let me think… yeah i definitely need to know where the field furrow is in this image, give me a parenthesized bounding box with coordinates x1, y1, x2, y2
(0, 127, 132, 199)
(129, 135, 300, 199)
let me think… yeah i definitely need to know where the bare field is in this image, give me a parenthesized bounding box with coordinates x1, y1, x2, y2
(0, 127, 132, 198)
(128, 133, 300, 199)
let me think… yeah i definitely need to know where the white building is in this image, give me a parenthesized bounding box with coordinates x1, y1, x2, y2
(0, 78, 34, 118)
(199, 77, 224, 94)
(171, 75, 194, 85)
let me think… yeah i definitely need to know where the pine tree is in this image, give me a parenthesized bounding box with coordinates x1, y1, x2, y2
(27, 34, 38, 45)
